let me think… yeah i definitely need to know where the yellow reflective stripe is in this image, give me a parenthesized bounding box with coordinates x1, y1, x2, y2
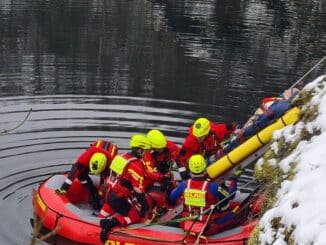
(129, 169, 144, 190)
(143, 160, 156, 172)
(184, 189, 206, 207)
(111, 145, 116, 157)
(218, 186, 229, 197)
(36, 194, 46, 212)
(128, 168, 141, 180)
(95, 140, 102, 148)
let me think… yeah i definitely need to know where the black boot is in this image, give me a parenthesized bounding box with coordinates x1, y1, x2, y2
(99, 217, 120, 243)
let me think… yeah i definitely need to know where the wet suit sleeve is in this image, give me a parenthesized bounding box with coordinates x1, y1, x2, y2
(144, 167, 163, 182)
(167, 141, 180, 161)
(208, 181, 237, 208)
(59, 161, 88, 192)
(67, 147, 96, 182)
(212, 123, 234, 143)
(68, 161, 87, 181)
(128, 161, 146, 193)
(176, 135, 198, 168)
(168, 181, 186, 205)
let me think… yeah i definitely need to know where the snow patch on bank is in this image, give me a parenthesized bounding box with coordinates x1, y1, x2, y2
(258, 75, 326, 245)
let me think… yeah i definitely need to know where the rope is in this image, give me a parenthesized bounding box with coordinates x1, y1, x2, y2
(290, 56, 326, 89)
(202, 178, 258, 216)
(192, 178, 259, 244)
(110, 216, 200, 243)
(0, 108, 32, 135)
(194, 204, 214, 245)
(113, 215, 198, 232)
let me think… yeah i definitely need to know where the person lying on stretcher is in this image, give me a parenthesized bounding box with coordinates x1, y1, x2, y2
(221, 87, 300, 155)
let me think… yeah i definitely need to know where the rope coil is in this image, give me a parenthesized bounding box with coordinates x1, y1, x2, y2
(0, 108, 32, 135)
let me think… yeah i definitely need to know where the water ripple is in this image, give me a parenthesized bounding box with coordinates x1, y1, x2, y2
(0, 95, 203, 244)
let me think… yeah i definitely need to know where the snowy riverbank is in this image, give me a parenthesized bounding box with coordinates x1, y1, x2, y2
(251, 75, 326, 244)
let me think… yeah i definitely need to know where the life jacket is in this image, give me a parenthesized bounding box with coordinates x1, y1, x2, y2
(183, 179, 215, 221)
(108, 153, 138, 197)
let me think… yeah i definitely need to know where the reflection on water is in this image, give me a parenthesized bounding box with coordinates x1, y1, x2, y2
(0, 0, 325, 107)
(0, 0, 326, 244)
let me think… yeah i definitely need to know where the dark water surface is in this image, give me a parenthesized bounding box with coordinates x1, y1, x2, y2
(0, 0, 326, 244)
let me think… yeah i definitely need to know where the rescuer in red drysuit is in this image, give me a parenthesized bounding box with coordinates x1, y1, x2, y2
(176, 118, 235, 180)
(99, 134, 151, 243)
(55, 139, 118, 210)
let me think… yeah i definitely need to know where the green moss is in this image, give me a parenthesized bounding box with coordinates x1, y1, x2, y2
(254, 159, 282, 213)
(283, 225, 296, 245)
(276, 136, 294, 159)
(277, 137, 285, 151)
(291, 90, 313, 107)
(271, 217, 282, 230)
(263, 149, 277, 160)
(286, 162, 298, 181)
(249, 220, 296, 245)
(249, 80, 326, 244)
(247, 225, 260, 245)
(301, 104, 318, 123)
(286, 140, 300, 155)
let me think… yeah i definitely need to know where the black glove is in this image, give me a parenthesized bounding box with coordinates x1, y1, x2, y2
(99, 217, 120, 243)
(156, 161, 170, 174)
(100, 217, 120, 230)
(89, 190, 101, 211)
(178, 167, 190, 180)
(100, 229, 108, 243)
(55, 182, 70, 195)
(134, 192, 149, 217)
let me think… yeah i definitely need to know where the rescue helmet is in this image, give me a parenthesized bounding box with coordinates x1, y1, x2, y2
(192, 117, 211, 138)
(89, 152, 107, 175)
(188, 154, 206, 174)
(147, 129, 167, 149)
(129, 134, 151, 150)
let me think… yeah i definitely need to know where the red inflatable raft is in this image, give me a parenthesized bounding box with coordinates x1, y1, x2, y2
(33, 174, 262, 245)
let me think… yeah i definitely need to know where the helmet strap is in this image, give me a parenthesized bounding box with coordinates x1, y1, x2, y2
(131, 148, 144, 158)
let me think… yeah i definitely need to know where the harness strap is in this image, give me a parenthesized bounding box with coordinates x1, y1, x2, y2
(200, 133, 221, 158)
(109, 155, 138, 188)
(186, 180, 208, 221)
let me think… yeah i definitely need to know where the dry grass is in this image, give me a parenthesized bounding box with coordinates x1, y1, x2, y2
(248, 83, 325, 244)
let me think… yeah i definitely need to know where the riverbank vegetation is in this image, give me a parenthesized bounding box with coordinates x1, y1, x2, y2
(248, 75, 326, 244)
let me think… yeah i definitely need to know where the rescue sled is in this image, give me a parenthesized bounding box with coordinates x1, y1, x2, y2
(33, 174, 263, 245)
(207, 106, 301, 180)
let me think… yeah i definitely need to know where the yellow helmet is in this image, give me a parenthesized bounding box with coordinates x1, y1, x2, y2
(192, 118, 210, 138)
(188, 154, 206, 174)
(147, 129, 167, 149)
(89, 152, 107, 175)
(129, 134, 151, 150)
